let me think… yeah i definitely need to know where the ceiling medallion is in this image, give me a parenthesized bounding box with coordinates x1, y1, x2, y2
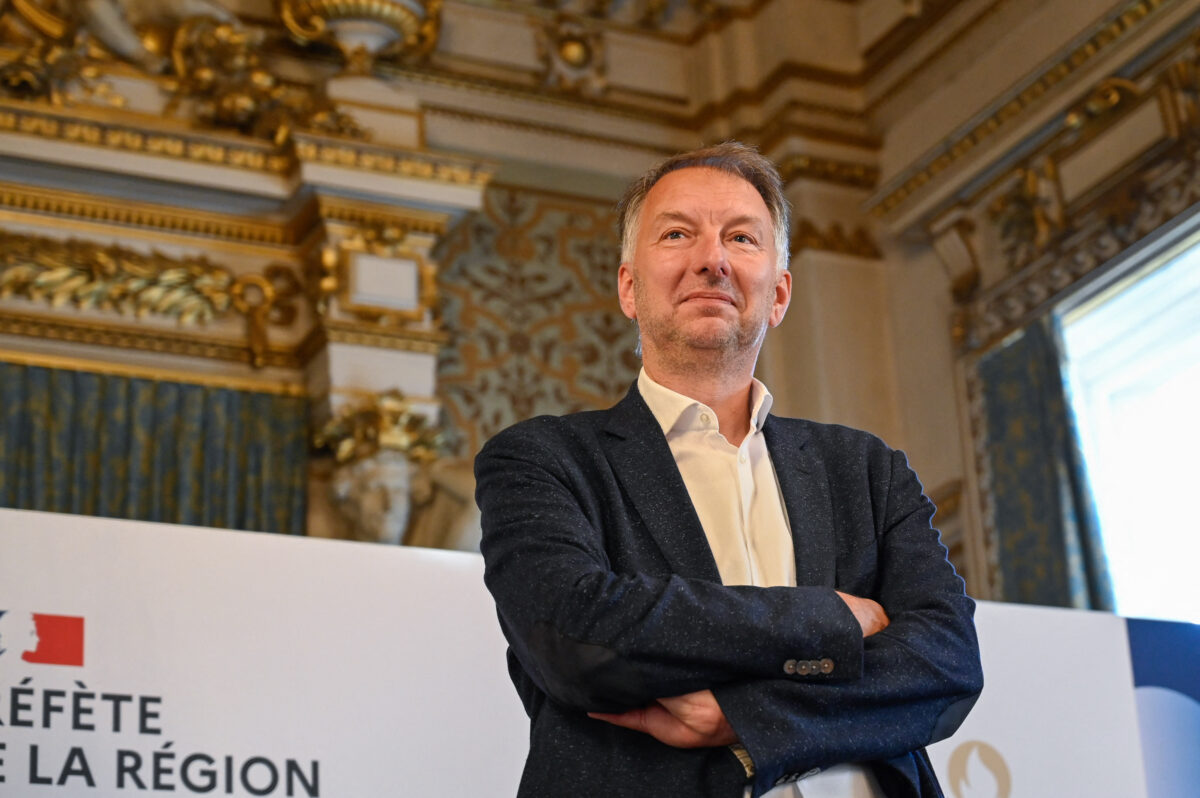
(536, 16, 606, 98)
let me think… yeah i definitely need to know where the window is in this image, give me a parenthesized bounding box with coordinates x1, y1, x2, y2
(1059, 234, 1200, 624)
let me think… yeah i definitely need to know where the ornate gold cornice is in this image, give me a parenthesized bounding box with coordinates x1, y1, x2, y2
(0, 180, 292, 246)
(778, 154, 880, 189)
(0, 98, 294, 172)
(447, 0, 773, 44)
(301, 320, 447, 358)
(869, 0, 1171, 219)
(293, 132, 494, 185)
(0, 347, 306, 396)
(316, 194, 450, 235)
(956, 137, 1197, 355)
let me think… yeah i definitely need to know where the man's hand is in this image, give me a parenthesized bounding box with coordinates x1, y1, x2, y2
(837, 591, 890, 636)
(588, 689, 738, 748)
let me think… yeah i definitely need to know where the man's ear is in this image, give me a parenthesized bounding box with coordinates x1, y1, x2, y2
(617, 262, 637, 320)
(768, 268, 792, 328)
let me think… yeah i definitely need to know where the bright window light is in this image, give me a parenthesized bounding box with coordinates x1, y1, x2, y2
(1060, 240, 1200, 624)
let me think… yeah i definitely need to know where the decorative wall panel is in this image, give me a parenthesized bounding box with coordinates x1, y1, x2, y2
(436, 186, 639, 457)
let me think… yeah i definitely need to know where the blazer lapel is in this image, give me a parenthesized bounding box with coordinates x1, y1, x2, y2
(763, 416, 837, 588)
(599, 384, 723, 582)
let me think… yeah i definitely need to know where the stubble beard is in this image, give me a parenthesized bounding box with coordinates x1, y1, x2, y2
(632, 271, 771, 373)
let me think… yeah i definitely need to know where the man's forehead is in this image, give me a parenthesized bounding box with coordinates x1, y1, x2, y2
(643, 167, 770, 220)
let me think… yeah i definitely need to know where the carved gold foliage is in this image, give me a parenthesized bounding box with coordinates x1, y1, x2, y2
(0, 227, 302, 368)
(988, 160, 1064, 272)
(0, 228, 236, 323)
(0, 38, 124, 107)
(167, 16, 363, 143)
(314, 389, 443, 465)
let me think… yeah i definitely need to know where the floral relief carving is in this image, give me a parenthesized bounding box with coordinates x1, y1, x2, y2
(436, 187, 639, 457)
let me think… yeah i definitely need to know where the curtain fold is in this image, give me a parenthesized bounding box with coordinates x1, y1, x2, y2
(977, 317, 1114, 609)
(0, 361, 307, 534)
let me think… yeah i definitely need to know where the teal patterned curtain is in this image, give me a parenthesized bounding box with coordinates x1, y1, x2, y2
(977, 317, 1114, 609)
(0, 361, 307, 534)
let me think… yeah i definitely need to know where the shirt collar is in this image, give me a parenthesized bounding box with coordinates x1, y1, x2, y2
(638, 368, 774, 438)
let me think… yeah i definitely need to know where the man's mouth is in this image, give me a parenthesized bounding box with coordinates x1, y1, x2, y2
(682, 291, 736, 305)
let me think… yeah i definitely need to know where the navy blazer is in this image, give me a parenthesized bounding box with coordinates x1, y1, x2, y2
(476, 384, 983, 798)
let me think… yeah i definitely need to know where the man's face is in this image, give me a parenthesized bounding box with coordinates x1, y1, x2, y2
(617, 167, 791, 364)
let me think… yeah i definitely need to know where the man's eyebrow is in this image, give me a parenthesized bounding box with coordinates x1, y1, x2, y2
(648, 211, 769, 230)
(648, 210, 697, 227)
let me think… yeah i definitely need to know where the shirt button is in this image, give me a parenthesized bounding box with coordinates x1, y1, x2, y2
(700, 413, 710, 424)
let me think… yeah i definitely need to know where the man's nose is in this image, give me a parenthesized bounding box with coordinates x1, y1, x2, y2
(695, 232, 731, 277)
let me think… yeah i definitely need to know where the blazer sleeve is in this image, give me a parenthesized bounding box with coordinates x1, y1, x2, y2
(476, 416, 866, 713)
(713, 445, 983, 797)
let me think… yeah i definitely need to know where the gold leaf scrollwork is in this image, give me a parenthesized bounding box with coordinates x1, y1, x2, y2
(0, 227, 300, 368)
(314, 389, 443, 465)
(167, 15, 364, 144)
(988, 160, 1065, 272)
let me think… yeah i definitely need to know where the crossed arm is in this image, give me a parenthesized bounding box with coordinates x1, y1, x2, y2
(587, 592, 891, 748)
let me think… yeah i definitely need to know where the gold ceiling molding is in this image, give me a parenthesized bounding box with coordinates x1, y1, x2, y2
(0, 347, 306, 397)
(868, 0, 1171, 219)
(448, 0, 773, 43)
(300, 320, 447, 359)
(316, 194, 449, 236)
(0, 227, 303, 368)
(791, 218, 881, 259)
(0, 99, 294, 173)
(0, 181, 291, 246)
(293, 133, 493, 185)
(777, 153, 880, 189)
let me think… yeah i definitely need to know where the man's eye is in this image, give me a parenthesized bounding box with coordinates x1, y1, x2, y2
(731, 234, 754, 244)
(664, 230, 685, 239)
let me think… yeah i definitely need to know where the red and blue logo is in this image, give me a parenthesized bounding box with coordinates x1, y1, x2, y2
(0, 610, 85, 666)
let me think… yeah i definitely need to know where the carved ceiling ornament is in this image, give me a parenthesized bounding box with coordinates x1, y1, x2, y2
(535, 15, 607, 98)
(278, 0, 442, 73)
(0, 227, 302, 368)
(0, 1, 364, 143)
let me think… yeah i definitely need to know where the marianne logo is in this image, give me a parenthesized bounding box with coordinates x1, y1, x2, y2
(0, 610, 85, 666)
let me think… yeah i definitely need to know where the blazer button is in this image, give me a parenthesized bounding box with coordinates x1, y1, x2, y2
(820, 658, 834, 674)
(783, 659, 797, 675)
(797, 661, 811, 675)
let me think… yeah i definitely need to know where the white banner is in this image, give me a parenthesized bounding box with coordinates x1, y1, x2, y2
(0, 508, 528, 797)
(2, 508, 1197, 798)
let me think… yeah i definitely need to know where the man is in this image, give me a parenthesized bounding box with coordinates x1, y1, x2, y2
(475, 142, 983, 798)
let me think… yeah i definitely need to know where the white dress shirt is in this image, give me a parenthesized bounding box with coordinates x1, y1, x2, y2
(638, 370, 883, 798)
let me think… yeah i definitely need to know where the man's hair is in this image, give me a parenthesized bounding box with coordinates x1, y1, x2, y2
(616, 141, 791, 269)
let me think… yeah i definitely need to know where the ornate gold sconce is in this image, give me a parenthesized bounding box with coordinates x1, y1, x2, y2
(279, 0, 442, 73)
